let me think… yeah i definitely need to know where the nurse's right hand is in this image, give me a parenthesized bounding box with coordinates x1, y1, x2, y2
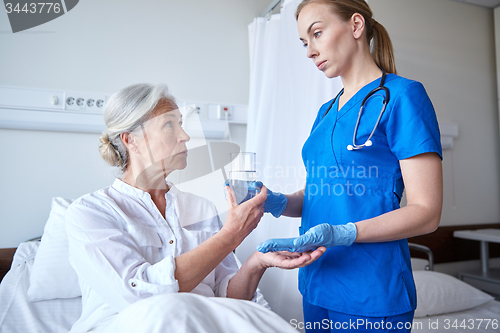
(222, 185, 267, 245)
(257, 223, 358, 253)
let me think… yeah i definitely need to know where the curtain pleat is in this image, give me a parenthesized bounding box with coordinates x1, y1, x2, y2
(238, 0, 343, 325)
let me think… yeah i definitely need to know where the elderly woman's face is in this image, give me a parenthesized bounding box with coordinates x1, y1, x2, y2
(134, 100, 190, 176)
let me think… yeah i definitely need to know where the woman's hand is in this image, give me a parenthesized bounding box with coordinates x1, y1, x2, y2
(221, 185, 268, 246)
(254, 247, 326, 270)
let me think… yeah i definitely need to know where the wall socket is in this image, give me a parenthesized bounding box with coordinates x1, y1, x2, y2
(65, 92, 107, 114)
(217, 105, 232, 120)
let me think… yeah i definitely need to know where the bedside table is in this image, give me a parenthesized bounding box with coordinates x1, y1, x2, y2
(453, 229, 500, 296)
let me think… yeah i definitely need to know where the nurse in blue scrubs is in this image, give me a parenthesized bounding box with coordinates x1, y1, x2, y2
(253, 0, 443, 332)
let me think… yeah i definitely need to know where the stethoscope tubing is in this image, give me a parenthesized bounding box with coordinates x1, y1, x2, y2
(322, 70, 390, 151)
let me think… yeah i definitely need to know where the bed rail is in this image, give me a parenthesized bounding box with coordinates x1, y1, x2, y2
(408, 242, 434, 271)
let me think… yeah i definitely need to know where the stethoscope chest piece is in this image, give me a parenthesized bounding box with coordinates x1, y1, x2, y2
(349, 71, 389, 151)
(347, 139, 372, 151)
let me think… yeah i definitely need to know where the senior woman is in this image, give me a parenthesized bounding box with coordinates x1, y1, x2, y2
(65, 83, 325, 333)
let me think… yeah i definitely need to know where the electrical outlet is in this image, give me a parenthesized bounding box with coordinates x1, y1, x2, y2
(217, 105, 232, 120)
(86, 96, 107, 114)
(195, 103, 208, 119)
(66, 96, 86, 111)
(181, 101, 208, 120)
(65, 92, 107, 113)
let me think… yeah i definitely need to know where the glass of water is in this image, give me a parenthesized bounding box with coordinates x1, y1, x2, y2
(229, 152, 257, 204)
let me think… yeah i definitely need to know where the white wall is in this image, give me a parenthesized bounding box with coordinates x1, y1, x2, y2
(0, 0, 269, 247)
(370, 0, 500, 226)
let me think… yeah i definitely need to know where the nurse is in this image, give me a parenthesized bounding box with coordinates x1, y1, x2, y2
(253, 0, 443, 332)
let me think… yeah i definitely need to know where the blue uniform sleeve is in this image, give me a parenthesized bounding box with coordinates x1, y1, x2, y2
(386, 81, 442, 160)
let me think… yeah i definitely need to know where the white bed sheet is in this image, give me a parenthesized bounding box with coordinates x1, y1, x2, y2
(0, 241, 295, 333)
(6, 241, 498, 333)
(0, 241, 82, 333)
(90, 293, 296, 333)
(413, 299, 500, 333)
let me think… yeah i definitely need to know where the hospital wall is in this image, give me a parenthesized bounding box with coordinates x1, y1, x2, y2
(371, 0, 500, 273)
(370, 0, 500, 228)
(0, 0, 268, 248)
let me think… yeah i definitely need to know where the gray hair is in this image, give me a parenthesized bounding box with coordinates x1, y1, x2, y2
(98, 83, 176, 172)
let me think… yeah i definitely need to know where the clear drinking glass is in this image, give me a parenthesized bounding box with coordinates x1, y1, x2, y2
(229, 152, 257, 204)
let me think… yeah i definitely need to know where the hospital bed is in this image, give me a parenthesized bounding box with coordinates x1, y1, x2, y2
(408, 223, 500, 332)
(0, 202, 499, 333)
(0, 198, 295, 333)
(0, 237, 300, 333)
(408, 242, 500, 332)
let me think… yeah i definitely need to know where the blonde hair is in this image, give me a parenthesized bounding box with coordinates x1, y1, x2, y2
(296, 0, 397, 74)
(98, 83, 176, 172)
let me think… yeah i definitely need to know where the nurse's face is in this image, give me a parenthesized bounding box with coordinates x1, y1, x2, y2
(297, 3, 356, 79)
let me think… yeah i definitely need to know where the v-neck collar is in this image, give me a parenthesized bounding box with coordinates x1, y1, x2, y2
(336, 74, 390, 120)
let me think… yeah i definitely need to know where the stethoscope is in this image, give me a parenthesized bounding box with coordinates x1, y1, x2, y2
(322, 70, 390, 151)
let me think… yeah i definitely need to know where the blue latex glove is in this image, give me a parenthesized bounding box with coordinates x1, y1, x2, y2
(224, 180, 288, 218)
(257, 223, 357, 253)
(255, 181, 288, 218)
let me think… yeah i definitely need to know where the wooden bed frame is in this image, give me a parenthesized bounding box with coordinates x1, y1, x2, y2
(1, 223, 499, 283)
(408, 223, 500, 263)
(0, 247, 17, 283)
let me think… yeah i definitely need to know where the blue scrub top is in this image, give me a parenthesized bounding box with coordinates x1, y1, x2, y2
(299, 74, 442, 317)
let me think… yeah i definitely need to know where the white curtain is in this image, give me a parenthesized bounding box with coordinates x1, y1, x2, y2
(235, 0, 343, 326)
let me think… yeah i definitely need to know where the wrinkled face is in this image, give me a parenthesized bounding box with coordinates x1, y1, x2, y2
(134, 100, 190, 180)
(297, 3, 355, 78)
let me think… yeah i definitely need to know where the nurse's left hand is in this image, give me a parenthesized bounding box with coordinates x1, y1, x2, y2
(257, 223, 357, 253)
(255, 247, 326, 269)
(224, 179, 288, 218)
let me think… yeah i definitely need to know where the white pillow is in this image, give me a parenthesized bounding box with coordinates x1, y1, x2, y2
(27, 197, 81, 302)
(413, 270, 494, 318)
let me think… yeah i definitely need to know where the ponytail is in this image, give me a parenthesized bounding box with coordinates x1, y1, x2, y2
(296, 0, 397, 74)
(371, 20, 397, 74)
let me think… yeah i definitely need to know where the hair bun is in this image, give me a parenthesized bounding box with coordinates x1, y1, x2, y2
(99, 132, 111, 145)
(99, 132, 123, 167)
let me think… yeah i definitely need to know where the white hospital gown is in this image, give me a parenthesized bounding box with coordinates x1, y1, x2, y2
(65, 178, 249, 333)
